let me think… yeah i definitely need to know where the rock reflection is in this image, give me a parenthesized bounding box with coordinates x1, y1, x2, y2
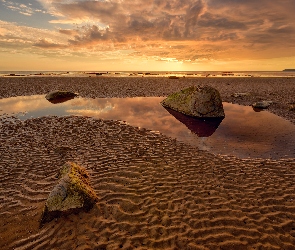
(47, 96, 76, 104)
(164, 107, 224, 137)
(252, 107, 263, 112)
(1, 95, 295, 159)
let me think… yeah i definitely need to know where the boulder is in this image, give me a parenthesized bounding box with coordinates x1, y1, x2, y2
(45, 90, 78, 103)
(161, 85, 225, 118)
(252, 101, 272, 109)
(40, 162, 98, 225)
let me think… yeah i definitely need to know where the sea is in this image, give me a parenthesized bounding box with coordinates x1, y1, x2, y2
(0, 70, 294, 78)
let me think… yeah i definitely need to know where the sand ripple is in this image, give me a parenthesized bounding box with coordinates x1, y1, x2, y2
(1, 116, 295, 249)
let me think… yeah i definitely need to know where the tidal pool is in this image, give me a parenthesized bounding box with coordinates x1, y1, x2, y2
(1, 95, 295, 159)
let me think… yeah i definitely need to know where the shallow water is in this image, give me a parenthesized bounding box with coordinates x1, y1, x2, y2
(1, 95, 295, 159)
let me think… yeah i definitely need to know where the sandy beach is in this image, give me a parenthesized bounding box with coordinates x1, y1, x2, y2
(1, 77, 295, 249)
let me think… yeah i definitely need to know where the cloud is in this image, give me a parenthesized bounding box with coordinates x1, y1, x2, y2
(33, 38, 67, 48)
(3, 0, 295, 67)
(42, 1, 294, 49)
(2, 1, 44, 16)
(59, 29, 79, 36)
(68, 26, 114, 46)
(0, 20, 68, 53)
(41, 0, 207, 41)
(198, 13, 247, 30)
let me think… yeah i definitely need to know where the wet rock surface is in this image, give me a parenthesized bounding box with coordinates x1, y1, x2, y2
(45, 90, 77, 103)
(161, 85, 225, 118)
(252, 101, 273, 109)
(40, 162, 98, 225)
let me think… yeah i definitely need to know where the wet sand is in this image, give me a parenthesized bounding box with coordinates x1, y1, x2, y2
(1, 76, 295, 123)
(1, 77, 295, 249)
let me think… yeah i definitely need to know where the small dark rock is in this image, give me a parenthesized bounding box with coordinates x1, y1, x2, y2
(252, 101, 273, 109)
(45, 90, 78, 103)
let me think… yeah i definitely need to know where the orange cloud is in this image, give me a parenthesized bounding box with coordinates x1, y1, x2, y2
(1, 0, 295, 70)
(34, 38, 67, 49)
(38, 0, 294, 62)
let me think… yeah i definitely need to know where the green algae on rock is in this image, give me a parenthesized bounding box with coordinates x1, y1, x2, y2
(161, 85, 225, 118)
(252, 101, 273, 109)
(40, 162, 98, 225)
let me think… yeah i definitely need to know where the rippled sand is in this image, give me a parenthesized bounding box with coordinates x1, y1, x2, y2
(1, 115, 295, 249)
(1, 77, 295, 249)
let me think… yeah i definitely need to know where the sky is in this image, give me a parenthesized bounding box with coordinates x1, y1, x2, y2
(0, 0, 295, 71)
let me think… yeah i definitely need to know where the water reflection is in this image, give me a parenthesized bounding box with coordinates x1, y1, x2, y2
(1, 95, 295, 159)
(164, 107, 224, 137)
(47, 96, 76, 104)
(252, 107, 263, 112)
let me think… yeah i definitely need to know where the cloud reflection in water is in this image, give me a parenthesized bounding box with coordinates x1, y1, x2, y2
(1, 95, 295, 159)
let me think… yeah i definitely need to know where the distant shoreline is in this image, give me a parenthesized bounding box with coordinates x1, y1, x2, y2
(1, 70, 295, 78)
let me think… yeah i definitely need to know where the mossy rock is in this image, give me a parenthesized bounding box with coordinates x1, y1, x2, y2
(161, 85, 225, 118)
(40, 162, 98, 225)
(252, 101, 272, 109)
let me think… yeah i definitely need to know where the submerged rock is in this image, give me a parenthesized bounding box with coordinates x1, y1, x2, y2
(40, 162, 98, 225)
(161, 85, 225, 118)
(45, 90, 78, 103)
